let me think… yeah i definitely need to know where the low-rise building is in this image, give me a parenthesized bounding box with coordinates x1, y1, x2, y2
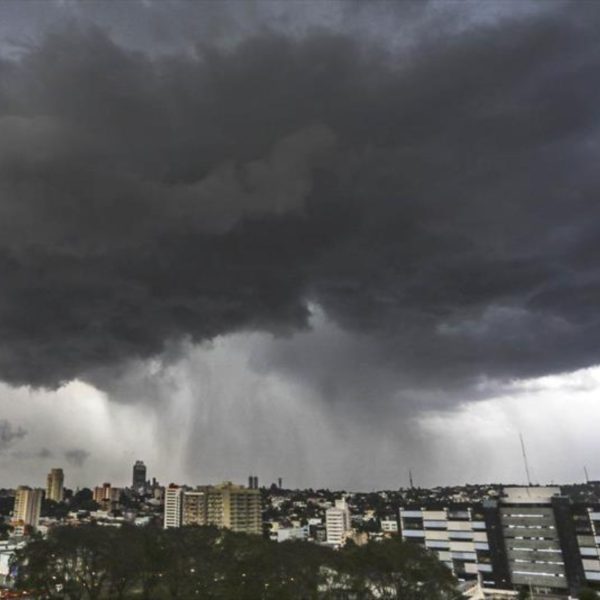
(381, 518, 399, 534)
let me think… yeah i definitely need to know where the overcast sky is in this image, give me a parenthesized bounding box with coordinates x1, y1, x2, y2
(0, 0, 599, 491)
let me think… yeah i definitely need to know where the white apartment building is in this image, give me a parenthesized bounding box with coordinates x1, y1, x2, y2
(381, 518, 399, 533)
(164, 485, 183, 529)
(270, 525, 310, 543)
(326, 498, 351, 547)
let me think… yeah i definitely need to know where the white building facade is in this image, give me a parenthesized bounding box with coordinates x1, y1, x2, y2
(163, 485, 183, 529)
(326, 499, 351, 547)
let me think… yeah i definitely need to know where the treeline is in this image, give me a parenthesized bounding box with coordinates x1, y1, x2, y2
(11, 524, 460, 599)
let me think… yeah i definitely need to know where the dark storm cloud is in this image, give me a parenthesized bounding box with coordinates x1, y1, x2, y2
(0, 419, 26, 450)
(0, 2, 599, 395)
(12, 447, 53, 460)
(64, 448, 90, 467)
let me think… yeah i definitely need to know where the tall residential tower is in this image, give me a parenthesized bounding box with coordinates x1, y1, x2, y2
(45, 468, 64, 502)
(13, 486, 43, 535)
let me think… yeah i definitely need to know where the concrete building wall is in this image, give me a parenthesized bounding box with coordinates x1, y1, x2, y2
(164, 485, 183, 529)
(46, 468, 64, 502)
(12, 487, 43, 534)
(400, 504, 494, 586)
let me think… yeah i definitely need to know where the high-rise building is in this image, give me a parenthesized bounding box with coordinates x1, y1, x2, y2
(93, 483, 121, 505)
(399, 502, 507, 588)
(172, 482, 261, 534)
(132, 460, 147, 490)
(573, 505, 600, 586)
(182, 490, 206, 526)
(499, 486, 580, 595)
(216, 482, 261, 534)
(12, 486, 43, 535)
(326, 498, 351, 547)
(399, 486, 595, 597)
(164, 485, 183, 529)
(45, 468, 64, 502)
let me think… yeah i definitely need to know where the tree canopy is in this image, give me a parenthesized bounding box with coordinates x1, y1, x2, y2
(11, 525, 460, 599)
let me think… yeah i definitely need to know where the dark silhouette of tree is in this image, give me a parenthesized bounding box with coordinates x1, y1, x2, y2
(68, 488, 99, 513)
(12, 524, 458, 599)
(42, 498, 70, 519)
(0, 496, 14, 516)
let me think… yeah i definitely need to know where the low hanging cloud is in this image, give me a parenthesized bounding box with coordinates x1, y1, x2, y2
(0, 1, 599, 408)
(64, 448, 91, 467)
(12, 447, 53, 461)
(0, 419, 27, 450)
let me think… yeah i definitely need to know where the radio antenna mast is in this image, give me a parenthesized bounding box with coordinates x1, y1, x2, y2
(584, 466, 590, 483)
(519, 433, 532, 486)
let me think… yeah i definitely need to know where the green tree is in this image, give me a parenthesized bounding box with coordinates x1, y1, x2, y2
(138, 526, 166, 600)
(69, 488, 99, 512)
(517, 588, 530, 600)
(335, 537, 459, 600)
(105, 525, 143, 599)
(11, 524, 461, 599)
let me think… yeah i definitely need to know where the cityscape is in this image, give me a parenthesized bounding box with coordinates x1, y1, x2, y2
(1, 461, 600, 598)
(1, 0, 600, 598)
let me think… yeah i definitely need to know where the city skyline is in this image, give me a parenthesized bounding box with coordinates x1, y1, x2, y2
(0, 1, 599, 490)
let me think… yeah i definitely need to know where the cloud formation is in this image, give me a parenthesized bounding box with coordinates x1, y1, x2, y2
(0, 1, 598, 408)
(0, 419, 27, 451)
(64, 448, 91, 467)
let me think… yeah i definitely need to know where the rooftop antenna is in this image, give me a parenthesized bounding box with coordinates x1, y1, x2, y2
(584, 466, 590, 483)
(409, 469, 414, 489)
(519, 433, 533, 487)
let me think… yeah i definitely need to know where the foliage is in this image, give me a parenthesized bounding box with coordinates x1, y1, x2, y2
(580, 589, 599, 600)
(42, 499, 70, 519)
(0, 495, 14, 516)
(69, 489, 99, 513)
(517, 588, 530, 600)
(11, 524, 458, 599)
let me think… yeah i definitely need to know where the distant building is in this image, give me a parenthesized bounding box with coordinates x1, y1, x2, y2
(93, 483, 121, 505)
(45, 468, 64, 502)
(271, 525, 309, 543)
(164, 485, 183, 529)
(182, 490, 206, 526)
(380, 518, 399, 534)
(326, 498, 351, 547)
(132, 460, 147, 490)
(168, 482, 261, 534)
(12, 486, 43, 535)
(213, 482, 261, 534)
(0, 539, 25, 585)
